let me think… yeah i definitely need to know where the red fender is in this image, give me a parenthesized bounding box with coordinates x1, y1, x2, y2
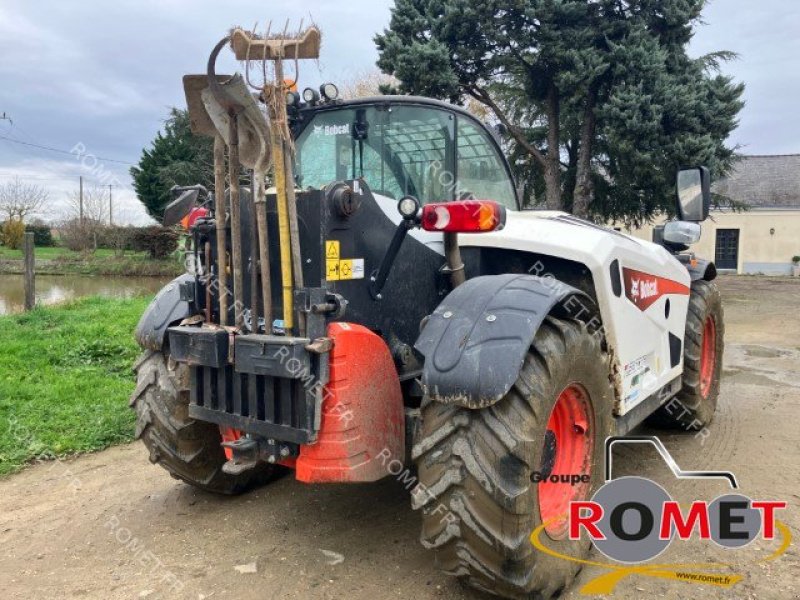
(295, 322, 405, 483)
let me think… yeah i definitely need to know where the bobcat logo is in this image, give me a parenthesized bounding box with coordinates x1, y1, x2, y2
(630, 278, 657, 301)
(640, 279, 658, 299)
(313, 123, 350, 136)
(623, 267, 689, 311)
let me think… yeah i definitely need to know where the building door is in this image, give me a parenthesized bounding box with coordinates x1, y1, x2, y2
(715, 229, 739, 270)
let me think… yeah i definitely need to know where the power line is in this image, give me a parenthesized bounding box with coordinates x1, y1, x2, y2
(0, 174, 83, 183)
(0, 134, 136, 166)
(0, 174, 132, 189)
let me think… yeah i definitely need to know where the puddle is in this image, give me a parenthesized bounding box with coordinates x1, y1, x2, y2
(741, 345, 790, 359)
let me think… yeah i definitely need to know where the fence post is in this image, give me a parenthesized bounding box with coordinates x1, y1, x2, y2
(23, 231, 35, 311)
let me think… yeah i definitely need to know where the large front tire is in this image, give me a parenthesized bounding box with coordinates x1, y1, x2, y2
(413, 318, 615, 599)
(130, 351, 282, 494)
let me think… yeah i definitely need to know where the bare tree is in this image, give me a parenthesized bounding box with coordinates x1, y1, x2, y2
(65, 184, 108, 224)
(0, 176, 49, 222)
(61, 184, 110, 251)
(340, 70, 399, 99)
(339, 69, 489, 120)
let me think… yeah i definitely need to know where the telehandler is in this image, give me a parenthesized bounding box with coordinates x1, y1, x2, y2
(131, 27, 723, 598)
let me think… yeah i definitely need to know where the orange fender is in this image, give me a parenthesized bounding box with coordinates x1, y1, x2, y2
(296, 322, 405, 483)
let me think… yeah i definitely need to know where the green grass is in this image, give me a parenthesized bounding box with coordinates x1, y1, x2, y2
(0, 295, 152, 475)
(0, 246, 183, 277)
(0, 246, 117, 259)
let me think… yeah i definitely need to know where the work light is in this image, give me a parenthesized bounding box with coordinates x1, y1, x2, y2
(303, 87, 320, 105)
(398, 196, 420, 220)
(320, 83, 339, 101)
(285, 91, 301, 107)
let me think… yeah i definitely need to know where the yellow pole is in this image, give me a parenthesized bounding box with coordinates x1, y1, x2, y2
(267, 78, 294, 331)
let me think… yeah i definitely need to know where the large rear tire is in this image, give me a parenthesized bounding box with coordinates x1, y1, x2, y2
(412, 317, 615, 599)
(130, 351, 283, 494)
(650, 279, 724, 429)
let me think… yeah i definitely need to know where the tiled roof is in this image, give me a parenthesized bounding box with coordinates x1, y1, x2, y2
(713, 155, 800, 209)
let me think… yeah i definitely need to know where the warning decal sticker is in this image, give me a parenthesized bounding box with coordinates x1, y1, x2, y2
(324, 241, 365, 281)
(326, 259, 341, 281)
(326, 241, 340, 260)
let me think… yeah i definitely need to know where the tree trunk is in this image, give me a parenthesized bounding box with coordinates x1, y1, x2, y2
(572, 87, 598, 219)
(544, 85, 562, 211)
(564, 138, 579, 205)
(468, 84, 562, 210)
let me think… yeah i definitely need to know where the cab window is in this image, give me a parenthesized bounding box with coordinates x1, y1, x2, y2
(456, 117, 516, 208)
(295, 103, 516, 210)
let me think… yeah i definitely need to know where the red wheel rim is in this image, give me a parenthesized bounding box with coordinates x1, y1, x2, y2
(538, 383, 594, 539)
(700, 315, 717, 398)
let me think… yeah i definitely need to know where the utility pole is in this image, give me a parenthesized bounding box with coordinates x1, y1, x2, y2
(79, 175, 84, 224)
(108, 184, 113, 226)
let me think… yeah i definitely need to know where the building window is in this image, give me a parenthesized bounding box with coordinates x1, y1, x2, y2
(715, 229, 740, 270)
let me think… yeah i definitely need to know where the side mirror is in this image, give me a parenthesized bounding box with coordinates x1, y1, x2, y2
(663, 221, 701, 246)
(162, 188, 200, 227)
(676, 167, 711, 222)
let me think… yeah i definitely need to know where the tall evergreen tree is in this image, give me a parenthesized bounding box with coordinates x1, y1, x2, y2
(376, 0, 745, 224)
(131, 108, 214, 221)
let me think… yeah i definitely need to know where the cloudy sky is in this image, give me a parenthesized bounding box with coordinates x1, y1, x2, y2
(0, 0, 797, 224)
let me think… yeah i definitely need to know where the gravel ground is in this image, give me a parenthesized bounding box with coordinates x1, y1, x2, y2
(1, 275, 798, 600)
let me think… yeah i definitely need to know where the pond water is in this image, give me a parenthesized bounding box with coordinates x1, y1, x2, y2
(0, 275, 170, 315)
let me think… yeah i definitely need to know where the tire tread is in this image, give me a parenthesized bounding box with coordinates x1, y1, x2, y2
(131, 351, 282, 494)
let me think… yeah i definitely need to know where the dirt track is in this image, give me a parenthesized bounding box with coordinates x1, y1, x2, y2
(1, 275, 799, 600)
